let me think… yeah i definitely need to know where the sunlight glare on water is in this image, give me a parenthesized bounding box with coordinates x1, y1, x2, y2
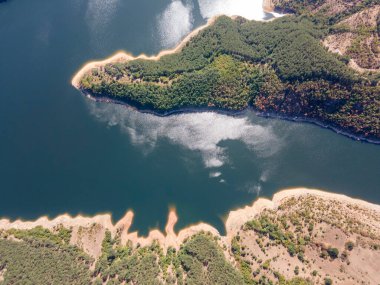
(156, 0, 279, 48)
(198, 0, 267, 20)
(158, 0, 194, 48)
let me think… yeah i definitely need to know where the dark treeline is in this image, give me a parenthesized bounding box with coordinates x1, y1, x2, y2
(80, 15, 379, 141)
(0, 227, 93, 284)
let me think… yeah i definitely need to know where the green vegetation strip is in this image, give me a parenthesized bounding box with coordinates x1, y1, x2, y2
(0, 227, 92, 285)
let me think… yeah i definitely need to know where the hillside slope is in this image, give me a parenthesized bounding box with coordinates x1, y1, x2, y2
(324, 5, 380, 71)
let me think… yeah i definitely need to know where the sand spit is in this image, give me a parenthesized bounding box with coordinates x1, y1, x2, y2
(1, 188, 380, 258)
(71, 16, 219, 89)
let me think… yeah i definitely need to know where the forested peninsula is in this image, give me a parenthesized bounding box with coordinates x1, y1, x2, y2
(74, 1, 380, 143)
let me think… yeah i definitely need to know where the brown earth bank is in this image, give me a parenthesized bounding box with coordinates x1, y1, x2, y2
(323, 5, 380, 72)
(1, 188, 379, 284)
(272, 0, 380, 73)
(271, 0, 377, 17)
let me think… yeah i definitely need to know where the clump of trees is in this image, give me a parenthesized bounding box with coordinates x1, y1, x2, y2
(94, 230, 163, 284)
(93, 231, 244, 284)
(0, 228, 92, 284)
(244, 215, 308, 259)
(327, 247, 339, 259)
(177, 233, 245, 284)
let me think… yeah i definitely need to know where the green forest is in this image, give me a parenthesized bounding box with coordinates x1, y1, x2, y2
(0, 228, 311, 285)
(80, 15, 379, 141)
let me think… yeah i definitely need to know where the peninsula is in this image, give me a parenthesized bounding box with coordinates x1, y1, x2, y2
(72, 1, 380, 143)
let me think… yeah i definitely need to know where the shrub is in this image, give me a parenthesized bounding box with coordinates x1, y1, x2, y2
(294, 265, 300, 275)
(345, 241, 354, 251)
(327, 247, 339, 259)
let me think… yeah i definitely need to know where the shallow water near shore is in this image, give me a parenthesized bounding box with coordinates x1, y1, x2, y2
(0, 0, 379, 235)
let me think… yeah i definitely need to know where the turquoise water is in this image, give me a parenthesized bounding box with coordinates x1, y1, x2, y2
(0, 0, 379, 235)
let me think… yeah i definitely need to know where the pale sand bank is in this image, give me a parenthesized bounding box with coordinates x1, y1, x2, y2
(1, 188, 379, 258)
(71, 16, 219, 89)
(71, 10, 283, 89)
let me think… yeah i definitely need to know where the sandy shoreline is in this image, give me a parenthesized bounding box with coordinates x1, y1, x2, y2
(71, 11, 282, 89)
(71, 16, 219, 89)
(1, 188, 379, 258)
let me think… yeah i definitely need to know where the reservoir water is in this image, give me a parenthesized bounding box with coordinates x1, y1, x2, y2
(0, 0, 379, 235)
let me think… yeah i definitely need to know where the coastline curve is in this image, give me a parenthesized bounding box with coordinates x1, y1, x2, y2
(1, 188, 380, 258)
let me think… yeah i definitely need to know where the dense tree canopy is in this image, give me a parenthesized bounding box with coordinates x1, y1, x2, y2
(80, 15, 379, 141)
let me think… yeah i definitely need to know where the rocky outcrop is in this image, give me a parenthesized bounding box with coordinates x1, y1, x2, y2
(271, 0, 368, 15)
(262, 0, 274, 13)
(324, 5, 380, 71)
